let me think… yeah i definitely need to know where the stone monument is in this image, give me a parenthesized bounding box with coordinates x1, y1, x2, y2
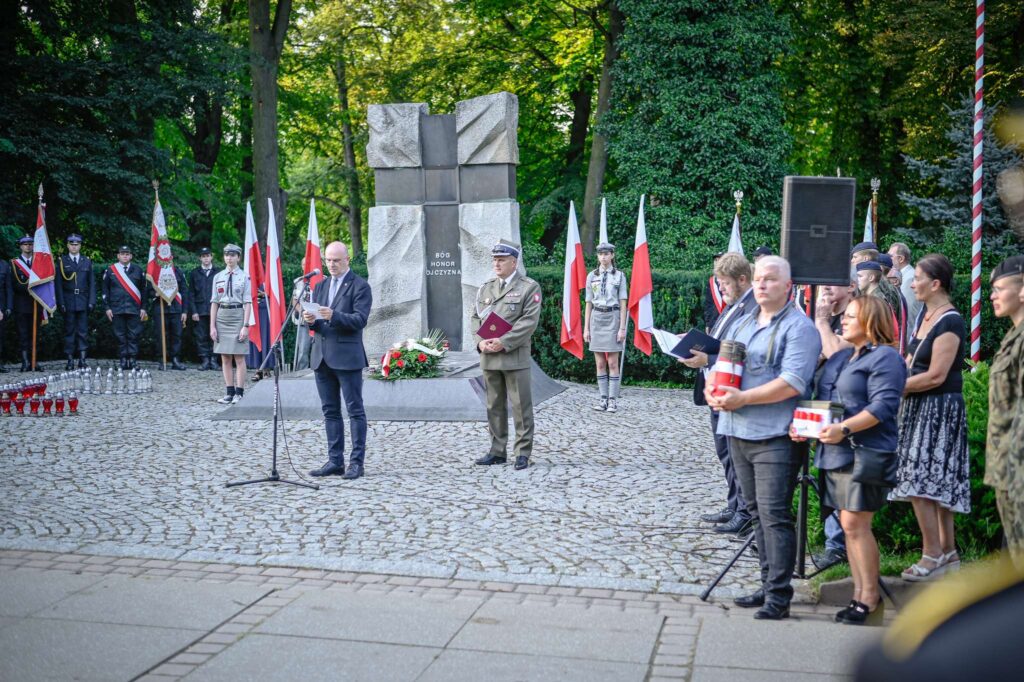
(364, 92, 521, 353)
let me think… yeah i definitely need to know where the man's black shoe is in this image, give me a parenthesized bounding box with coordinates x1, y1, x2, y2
(65, 356, 74, 371)
(171, 358, 187, 370)
(733, 589, 765, 608)
(514, 455, 530, 470)
(342, 464, 363, 480)
(475, 454, 507, 465)
(811, 547, 848, 571)
(309, 462, 345, 477)
(753, 603, 790, 620)
(714, 515, 752, 535)
(701, 509, 734, 524)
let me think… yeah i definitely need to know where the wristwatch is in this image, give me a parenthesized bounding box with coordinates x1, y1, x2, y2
(840, 424, 852, 437)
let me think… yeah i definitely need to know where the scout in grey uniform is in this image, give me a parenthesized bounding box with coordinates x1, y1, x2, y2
(209, 244, 251, 404)
(471, 241, 543, 470)
(583, 242, 628, 412)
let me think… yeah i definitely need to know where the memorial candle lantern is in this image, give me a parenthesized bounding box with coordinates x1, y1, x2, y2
(55, 392, 65, 416)
(68, 391, 79, 415)
(709, 340, 746, 397)
(42, 393, 53, 416)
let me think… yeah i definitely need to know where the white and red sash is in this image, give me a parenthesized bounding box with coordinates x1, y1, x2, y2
(709, 276, 726, 314)
(12, 258, 37, 284)
(110, 264, 142, 305)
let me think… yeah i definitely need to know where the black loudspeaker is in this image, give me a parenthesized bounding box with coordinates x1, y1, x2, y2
(780, 176, 856, 285)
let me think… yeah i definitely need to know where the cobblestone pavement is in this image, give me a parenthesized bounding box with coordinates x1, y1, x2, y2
(0, 364, 777, 597)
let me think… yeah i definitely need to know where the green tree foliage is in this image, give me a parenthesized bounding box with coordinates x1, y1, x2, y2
(603, 0, 792, 270)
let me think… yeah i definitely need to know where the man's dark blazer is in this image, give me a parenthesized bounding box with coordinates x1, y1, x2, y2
(309, 271, 372, 371)
(187, 265, 222, 316)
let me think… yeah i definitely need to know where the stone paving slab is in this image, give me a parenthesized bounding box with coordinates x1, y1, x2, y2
(0, 567, 104, 617)
(418, 649, 648, 682)
(0, 365, 766, 595)
(0, 617, 200, 682)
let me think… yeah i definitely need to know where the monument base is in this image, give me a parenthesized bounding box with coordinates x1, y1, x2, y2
(212, 351, 567, 422)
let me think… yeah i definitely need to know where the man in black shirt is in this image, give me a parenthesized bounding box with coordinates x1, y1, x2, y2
(188, 247, 222, 370)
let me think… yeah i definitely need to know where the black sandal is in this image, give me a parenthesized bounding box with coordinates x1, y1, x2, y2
(836, 599, 884, 626)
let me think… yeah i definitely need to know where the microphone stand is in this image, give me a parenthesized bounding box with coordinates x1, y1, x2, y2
(227, 278, 319, 491)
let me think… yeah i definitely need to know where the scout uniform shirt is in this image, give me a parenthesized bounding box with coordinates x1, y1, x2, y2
(585, 267, 628, 308)
(210, 268, 249, 306)
(471, 272, 542, 372)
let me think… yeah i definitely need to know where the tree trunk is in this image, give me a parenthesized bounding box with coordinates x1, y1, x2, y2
(332, 54, 363, 258)
(581, 3, 623, 255)
(248, 0, 291, 244)
(237, 85, 253, 238)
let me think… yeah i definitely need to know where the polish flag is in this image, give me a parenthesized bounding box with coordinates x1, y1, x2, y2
(264, 198, 287, 346)
(243, 201, 264, 351)
(29, 191, 57, 315)
(627, 195, 653, 355)
(304, 198, 324, 290)
(560, 201, 587, 359)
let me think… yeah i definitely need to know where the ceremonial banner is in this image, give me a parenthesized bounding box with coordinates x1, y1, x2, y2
(728, 212, 744, 256)
(265, 198, 287, 345)
(29, 194, 57, 315)
(146, 189, 180, 304)
(863, 200, 875, 243)
(560, 201, 586, 359)
(304, 198, 324, 290)
(243, 201, 264, 350)
(627, 195, 653, 355)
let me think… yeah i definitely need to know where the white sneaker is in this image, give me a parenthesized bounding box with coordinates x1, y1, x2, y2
(217, 394, 233, 404)
(231, 394, 242, 404)
(592, 398, 607, 411)
(606, 398, 618, 413)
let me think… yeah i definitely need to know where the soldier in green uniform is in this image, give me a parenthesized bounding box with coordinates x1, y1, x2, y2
(471, 241, 543, 470)
(986, 255, 1024, 567)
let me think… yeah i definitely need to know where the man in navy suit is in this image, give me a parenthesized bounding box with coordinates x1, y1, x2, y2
(303, 241, 372, 480)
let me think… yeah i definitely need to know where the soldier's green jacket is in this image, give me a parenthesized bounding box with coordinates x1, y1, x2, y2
(471, 274, 542, 371)
(986, 321, 1024, 490)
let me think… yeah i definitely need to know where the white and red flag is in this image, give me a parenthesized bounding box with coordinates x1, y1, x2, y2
(243, 201, 264, 351)
(304, 198, 324, 290)
(728, 211, 744, 256)
(29, 189, 57, 315)
(264, 198, 287, 346)
(560, 201, 587, 359)
(146, 186, 180, 305)
(627, 195, 653, 355)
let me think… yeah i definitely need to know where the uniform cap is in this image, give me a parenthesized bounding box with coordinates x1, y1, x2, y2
(17, 235, 33, 245)
(197, 247, 212, 256)
(490, 241, 520, 259)
(990, 255, 1024, 283)
(877, 253, 894, 270)
(596, 242, 616, 253)
(856, 260, 882, 272)
(753, 245, 773, 257)
(117, 244, 132, 254)
(66, 234, 83, 244)
(851, 241, 879, 255)
(223, 243, 242, 255)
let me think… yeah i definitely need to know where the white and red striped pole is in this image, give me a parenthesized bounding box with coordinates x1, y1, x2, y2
(970, 0, 984, 363)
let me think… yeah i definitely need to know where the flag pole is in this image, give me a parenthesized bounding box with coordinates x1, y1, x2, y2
(969, 0, 984, 364)
(31, 301, 37, 371)
(160, 299, 167, 370)
(870, 178, 880, 242)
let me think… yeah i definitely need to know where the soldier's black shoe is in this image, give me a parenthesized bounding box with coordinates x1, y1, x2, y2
(342, 464, 364, 480)
(78, 353, 88, 369)
(129, 358, 137, 369)
(0, 365, 7, 373)
(309, 462, 346, 477)
(120, 357, 128, 370)
(475, 454, 507, 465)
(701, 508, 734, 524)
(171, 358, 187, 370)
(198, 357, 210, 371)
(714, 515, 753, 535)
(514, 455, 530, 470)
(66, 356, 74, 371)
(20, 352, 30, 372)
(733, 589, 765, 608)
(753, 603, 790, 621)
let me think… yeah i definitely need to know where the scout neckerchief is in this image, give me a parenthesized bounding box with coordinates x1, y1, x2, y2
(109, 263, 141, 305)
(729, 300, 796, 368)
(709, 275, 726, 314)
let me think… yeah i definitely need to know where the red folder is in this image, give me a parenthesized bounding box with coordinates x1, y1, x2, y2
(477, 311, 513, 339)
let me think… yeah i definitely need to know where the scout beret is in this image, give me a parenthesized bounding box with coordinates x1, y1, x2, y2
(223, 243, 242, 255)
(851, 241, 879, 255)
(856, 260, 883, 272)
(990, 255, 1024, 283)
(877, 253, 894, 270)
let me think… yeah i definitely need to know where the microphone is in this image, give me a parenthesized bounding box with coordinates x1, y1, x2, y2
(293, 269, 321, 283)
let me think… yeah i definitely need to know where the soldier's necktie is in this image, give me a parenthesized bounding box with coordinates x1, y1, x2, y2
(226, 272, 233, 298)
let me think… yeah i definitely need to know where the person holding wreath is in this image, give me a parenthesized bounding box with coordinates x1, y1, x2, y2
(583, 242, 628, 412)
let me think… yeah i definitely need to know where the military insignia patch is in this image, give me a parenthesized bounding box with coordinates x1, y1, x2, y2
(533, 293, 541, 302)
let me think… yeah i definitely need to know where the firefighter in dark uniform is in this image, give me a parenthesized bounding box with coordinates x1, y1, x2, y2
(55, 233, 96, 369)
(11, 235, 42, 371)
(188, 247, 222, 370)
(151, 264, 189, 370)
(102, 245, 149, 369)
(0, 253, 12, 372)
